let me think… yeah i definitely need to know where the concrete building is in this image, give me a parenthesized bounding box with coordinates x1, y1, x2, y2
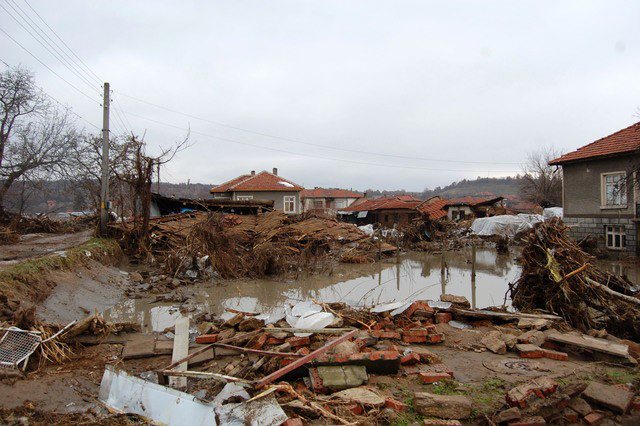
(300, 188, 363, 217)
(210, 168, 303, 214)
(550, 121, 640, 256)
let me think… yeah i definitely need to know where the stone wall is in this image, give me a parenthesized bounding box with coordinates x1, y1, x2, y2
(563, 216, 636, 257)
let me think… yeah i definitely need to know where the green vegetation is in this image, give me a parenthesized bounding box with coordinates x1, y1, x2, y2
(430, 379, 465, 395)
(604, 369, 640, 385)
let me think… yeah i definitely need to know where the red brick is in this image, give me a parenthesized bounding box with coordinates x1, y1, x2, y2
(195, 333, 218, 344)
(297, 347, 310, 355)
(562, 408, 579, 423)
(419, 371, 452, 383)
(403, 329, 431, 337)
(248, 333, 268, 349)
(308, 367, 327, 393)
(354, 337, 376, 350)
(583, 411, 605, 425)
(287, 336, 310, 348)
(426, 333, 444, 344)
(400, 353, 421, 365)
(384, 397, 408, 412)
(541, 341, 561, 351)
(267, 337, 285, 345)
(435, 312, 452, 324)
(280, 418, 303, 426)
(542, 348, 568, 361)
(346, 404, 364, 415)
(507, 416, 546, 426)
(402, 335, 427, 343)
(422, 420, 461, 426)
(427, 363, 454, 377)
(371, 330, 401, 340)
(506, 378, 558, 408)
(516, 344, 544, 359)
(405, 300, 435, 317)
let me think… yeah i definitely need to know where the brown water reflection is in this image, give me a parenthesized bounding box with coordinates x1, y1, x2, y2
(105, 248, 521, 331)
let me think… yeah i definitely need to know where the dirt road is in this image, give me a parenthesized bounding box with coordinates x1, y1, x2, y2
(0, 230, 93, 267)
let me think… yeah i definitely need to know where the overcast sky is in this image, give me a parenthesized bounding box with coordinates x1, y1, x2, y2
(1, 1, 639, 192)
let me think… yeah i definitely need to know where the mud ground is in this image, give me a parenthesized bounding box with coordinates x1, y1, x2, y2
(0, 230, 93, 267)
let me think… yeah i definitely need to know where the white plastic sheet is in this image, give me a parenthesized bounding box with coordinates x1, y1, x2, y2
(470, 214, 544, 237)
(543, 207, 563, 220)
(358, 224, 374, 236)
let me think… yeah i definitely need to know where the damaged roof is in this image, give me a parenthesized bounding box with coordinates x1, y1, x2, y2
(416, 197, 449, 219)
(210, 171, 304, 193)
(445, 196, 503, 207)
(339, 196, 422, 212)
(300, 188, 364, 199)
(549, 121, 640, 165)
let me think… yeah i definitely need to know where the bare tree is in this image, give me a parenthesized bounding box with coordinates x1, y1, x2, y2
(520, 148, 563, 208)
(0, 66, 78, 213)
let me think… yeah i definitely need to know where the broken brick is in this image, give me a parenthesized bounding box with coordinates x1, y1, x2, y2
(313, 350, 401, 374)
(287, 336, 310, 348)
(435, 312, 452, 324)
(561, 408, 579, 423)
(195, 333, 218, 344)
(507, 416, 546, 426)
(583, 411, 605, 425)
(267, 337, 285, 345)
(346, 403, 364, 415)
(422, 419, 462, 426)
(354, 337, 377, 350)
(516, 344, 544, 359)
(506, 378, 558, 408)
(280, 418, 303, 426)
(401, 352, 421, 365)
(426, 334, 444, 344)
(405, 300, 434, 318)
(248, 333, 268, 349)
(371, 330, 401, 340)
(541, 348, 568, 361)
(419, 371, 452, 383)
(297, 347, 310, 355)
(384, 397, 408, 412)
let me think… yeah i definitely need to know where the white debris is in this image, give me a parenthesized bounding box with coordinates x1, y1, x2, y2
(293, 311, 335, 337)
(543, 207, 563, 220)
(370, 301, 405, 313)
(390, 301, 413, 316)
(216, 394, 288, 426)
(278, 181, 294, 188)
(358, 224, 374, 236)
(470, 214, 544, 237)
(291, 301, 322, 317)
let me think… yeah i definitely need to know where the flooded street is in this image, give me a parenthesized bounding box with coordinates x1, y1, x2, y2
(105, 247, 522, 331)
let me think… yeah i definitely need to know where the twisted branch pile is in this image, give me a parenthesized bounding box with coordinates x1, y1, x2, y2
(510, 219, 640, 340)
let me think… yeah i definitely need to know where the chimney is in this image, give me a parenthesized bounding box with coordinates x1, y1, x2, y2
(272, 167, 278, 175)
(251, 170, 255, 175)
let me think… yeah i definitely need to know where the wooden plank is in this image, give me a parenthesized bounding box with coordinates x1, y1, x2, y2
(159, 370, 251, 384)
(169, 317, 190, 388)
(264, 327, 356, 334)
(255, 329, 357, 389)
(212, 343, 303, 357)
(452, 308, 562, 321)
(546, 332, 629, 358)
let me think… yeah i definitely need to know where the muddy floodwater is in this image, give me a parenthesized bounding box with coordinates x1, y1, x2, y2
(104, 247, 640, 332)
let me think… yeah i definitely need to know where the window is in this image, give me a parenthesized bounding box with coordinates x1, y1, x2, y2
(605, 225, 626, 249)
(602, 172, 627, 207)
(236, 195, 253, 201)
(313, 200, 324, 209)
(334, 199, 346, 209)
(284, 196, 296, 213)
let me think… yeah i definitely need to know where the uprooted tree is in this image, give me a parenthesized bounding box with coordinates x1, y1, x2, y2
(519, 147, 562, 208)
(0, 66, 79, 215)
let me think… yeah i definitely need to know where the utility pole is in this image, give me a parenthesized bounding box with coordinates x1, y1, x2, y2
(99, 82, 110, 235)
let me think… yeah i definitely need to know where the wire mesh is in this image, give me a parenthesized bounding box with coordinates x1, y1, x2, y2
(0, 328, 41, 368)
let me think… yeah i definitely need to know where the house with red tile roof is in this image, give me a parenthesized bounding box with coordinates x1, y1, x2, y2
(300, 188, 363, 216)
(210, 168, 303, 214)
(443, 196, 505, 221)
(549, 121, 640, 256)
(339, 195, 448, 227)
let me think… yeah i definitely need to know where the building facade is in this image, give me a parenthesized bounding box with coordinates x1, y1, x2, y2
(550, 122, 640, 256)
(300, 188, 363, 216)
(210, 169, 303, 214)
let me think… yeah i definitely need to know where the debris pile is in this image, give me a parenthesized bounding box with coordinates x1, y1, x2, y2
(0, 212, 96, 239)
(114, 211, 396, 278)
(510, 219, 640, 340)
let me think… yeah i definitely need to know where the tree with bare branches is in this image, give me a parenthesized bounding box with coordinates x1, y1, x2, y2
(0, 66, 78, 213)
(520, 148, 563, 208)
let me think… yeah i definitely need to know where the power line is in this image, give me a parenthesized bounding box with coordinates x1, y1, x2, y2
(21, 0, 103, 83)
(7, 0, 102, 87)
(0, 25, 100, 103)
(0, 56, 100, 130)
(113, 106, 520, 174)
(0, 1, 99, 92)
(114, 90, 521, 166)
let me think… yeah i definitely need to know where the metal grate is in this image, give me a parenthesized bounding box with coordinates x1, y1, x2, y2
(0, 328, 41, 370)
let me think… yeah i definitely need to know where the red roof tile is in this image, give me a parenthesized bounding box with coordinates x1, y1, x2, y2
(416, 197, 448, 219)
(210, 171, 303, 193)
(300, 188, 364, 199)
(340, 196, 421, 212)
(549, 121, 640, 165)
(445, 196, 503, 207)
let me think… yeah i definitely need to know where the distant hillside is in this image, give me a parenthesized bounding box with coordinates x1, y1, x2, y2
(423, 176, 523, 199)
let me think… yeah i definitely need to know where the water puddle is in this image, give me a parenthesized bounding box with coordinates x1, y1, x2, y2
(105, 247, 522, 331)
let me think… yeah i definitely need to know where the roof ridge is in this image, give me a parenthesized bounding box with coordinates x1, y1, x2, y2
(211, 174, 251, 191)
(573, 121, 640, 153)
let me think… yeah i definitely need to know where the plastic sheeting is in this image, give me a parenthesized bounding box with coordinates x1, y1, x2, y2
(543, 207, 563, 219)
(470, 214, 544, 237)
(358, 224, 374, 236)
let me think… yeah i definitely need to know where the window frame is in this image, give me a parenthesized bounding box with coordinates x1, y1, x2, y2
(600, 171, 627, 209)
(605, 224, 626, 250)
(236, 195, 253, 201)
(283, 195, 296, 213)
